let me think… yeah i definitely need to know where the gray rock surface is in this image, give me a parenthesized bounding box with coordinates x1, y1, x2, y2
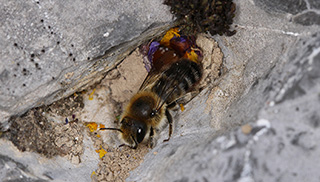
(0, 0, 173, 126)
(128, 0, 320, 181)
(1, 0, 320, 182)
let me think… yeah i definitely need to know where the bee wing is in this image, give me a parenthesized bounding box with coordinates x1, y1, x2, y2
(152, 60, 195, 111)
(139, 70, 160, 91)
(140, 47, 180, 91)
(139, 62, 183, 111)
(153, 76, 178, 111)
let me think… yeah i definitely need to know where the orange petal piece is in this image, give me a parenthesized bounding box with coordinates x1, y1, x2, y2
(95, 146, 107, 158)
(86, 122, 98, 132)
(184, 50, 199, 63)
(91, 171, 96, 178)
(88, 88, 96, 100)
(160, 27, 180, 47)
(180, 104, 185, 112)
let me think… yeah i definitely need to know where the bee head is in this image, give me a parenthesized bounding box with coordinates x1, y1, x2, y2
(119, 116, 147, 149)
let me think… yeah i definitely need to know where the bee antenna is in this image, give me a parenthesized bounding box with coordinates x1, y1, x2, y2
(100, 127, 123, 133)
(119, 143, 137, 149)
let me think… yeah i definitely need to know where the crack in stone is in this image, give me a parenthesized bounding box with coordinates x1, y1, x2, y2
(235, 24, 303, 37)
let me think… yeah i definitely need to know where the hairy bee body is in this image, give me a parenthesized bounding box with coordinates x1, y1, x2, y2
(151, 58, 202, 105)
(102, 29, 203, 149)
(119, 91, 165, 146)
(118, 57, 202, 148)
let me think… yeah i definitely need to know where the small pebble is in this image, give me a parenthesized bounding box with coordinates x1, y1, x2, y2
(241, 124, 252, 135)
(71, 155, 80, 164)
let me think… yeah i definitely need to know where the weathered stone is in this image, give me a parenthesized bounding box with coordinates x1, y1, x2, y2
(1, 0, 320, 182)
(309, 0, 320, 9)
(0, 154, 47, 182)
(254, 0, 307, 14)
(0, 0, 173, 125)
(293, 11, 320, 26)
(128, 1, 320, 181)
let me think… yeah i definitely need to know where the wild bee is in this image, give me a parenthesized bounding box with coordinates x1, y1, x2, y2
(101, 28, 203, 149)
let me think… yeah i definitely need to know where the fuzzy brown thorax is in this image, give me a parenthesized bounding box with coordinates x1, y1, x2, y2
(119, 91, 166, 148)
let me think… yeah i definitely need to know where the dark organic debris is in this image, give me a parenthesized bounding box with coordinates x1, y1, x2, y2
(4, 93, 85, 159)
(7, 109, 60, 158)
(164, 0, 236, 36)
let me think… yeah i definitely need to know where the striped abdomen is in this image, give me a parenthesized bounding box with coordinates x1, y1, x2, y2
(151, 58, 202, 105)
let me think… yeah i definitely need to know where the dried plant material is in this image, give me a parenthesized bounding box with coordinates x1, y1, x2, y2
(164, 0, 236, 36)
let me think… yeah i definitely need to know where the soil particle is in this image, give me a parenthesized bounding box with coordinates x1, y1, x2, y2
(197, 34, 224, 89)
(5, 94, 85, 160)
(7, 109, 60, 158)
(92, 145, 149, 182)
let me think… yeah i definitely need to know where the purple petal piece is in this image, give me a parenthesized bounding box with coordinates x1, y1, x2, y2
(143, 57, 152, 73)
(147, 41, 160, 62)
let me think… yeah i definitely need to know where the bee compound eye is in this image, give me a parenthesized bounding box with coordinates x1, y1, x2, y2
(136, 127, 145, 143)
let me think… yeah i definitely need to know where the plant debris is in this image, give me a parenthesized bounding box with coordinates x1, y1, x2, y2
(164, 0, 236, 36)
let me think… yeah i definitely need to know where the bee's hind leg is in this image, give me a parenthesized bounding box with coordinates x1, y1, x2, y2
(163, 109, 173, 142)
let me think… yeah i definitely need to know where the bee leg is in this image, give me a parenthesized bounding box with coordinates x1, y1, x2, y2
(163, 109, 173, 142)
(148, 127, 156, 148)
(167, 102, 176, 109)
